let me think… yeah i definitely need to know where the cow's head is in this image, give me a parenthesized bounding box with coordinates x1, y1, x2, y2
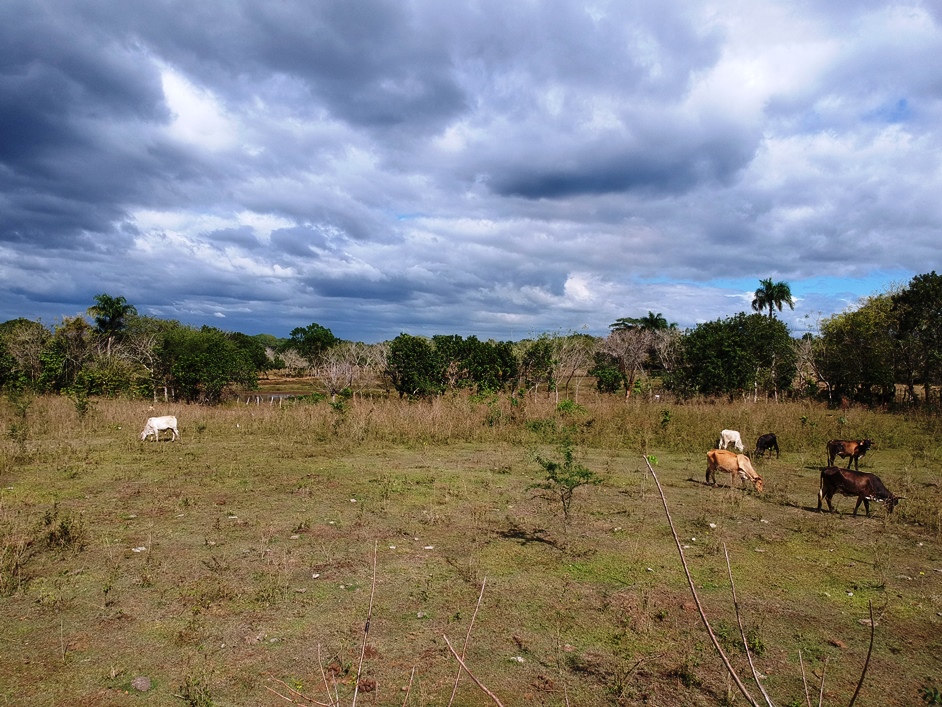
(753, 476, 764, 493)
(860, 439, 874, 451)
(869, 492, 902, 513)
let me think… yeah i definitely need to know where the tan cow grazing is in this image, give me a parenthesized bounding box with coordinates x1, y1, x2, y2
(706, 449, 764, 493)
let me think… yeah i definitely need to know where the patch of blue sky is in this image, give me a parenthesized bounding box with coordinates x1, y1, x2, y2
(686, 268, 913, 299)
(863, 98, 911, 124)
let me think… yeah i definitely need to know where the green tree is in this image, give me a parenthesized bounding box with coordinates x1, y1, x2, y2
(87, 294, 137, 357)
(434, 336, 516, 393)
(286, 323, 338, 366)
(0, 319, 49, 387)
(518, 337, 557, 395)
(386, 334, 442, 397)
(815, 294, 896, 406)
(675, 313, 796, 399)
(588, 351, 626, 394)
(37, 317, 95, 393)
(892, 271, 942, 405)
(821, 300, 895, 404)
(228, 332, 271, 373)
(752, 279, 794, 319)
(0, 335, 17, 391)
(157, 325, 258, 404)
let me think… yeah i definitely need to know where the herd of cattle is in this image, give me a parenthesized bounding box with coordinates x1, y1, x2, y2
(707, 430, 901, 517)
(137, 415, 900, 517)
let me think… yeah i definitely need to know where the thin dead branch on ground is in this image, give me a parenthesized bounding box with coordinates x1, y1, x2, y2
(265, 675, 332, 706)
(400, 666, 416, 707)
(447, 577, 488, 707)
(442, 634, 506, 707)
(724, 545, 775, 707)
(643, 456, 761, 706)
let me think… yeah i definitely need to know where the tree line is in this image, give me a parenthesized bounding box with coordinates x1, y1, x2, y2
(1, 272, 941, 407)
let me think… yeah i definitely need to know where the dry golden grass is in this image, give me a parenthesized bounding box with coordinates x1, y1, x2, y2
(0, 392, 940, 706)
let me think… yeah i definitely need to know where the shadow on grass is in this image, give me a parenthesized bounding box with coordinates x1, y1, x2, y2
(498, 522, 561, 548)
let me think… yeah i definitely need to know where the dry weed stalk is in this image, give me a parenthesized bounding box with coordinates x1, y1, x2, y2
(447, 576, 488, 707)
(351, 541, 378, 707)
(642, 456, 875, 707)
(400, 666, 416, 707)
(442, 634, 506, 707)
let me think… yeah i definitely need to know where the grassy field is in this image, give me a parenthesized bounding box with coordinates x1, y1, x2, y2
(1, 392, 940, 706)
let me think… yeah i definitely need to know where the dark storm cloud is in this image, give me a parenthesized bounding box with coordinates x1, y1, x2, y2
(488, 131, 756, 199)
(2, 0, 941, 339)
(209, 227, 262, 250)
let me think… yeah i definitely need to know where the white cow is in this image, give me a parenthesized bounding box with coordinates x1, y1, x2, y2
(140, 415, 179, 442)
(718, 429, 744, 452)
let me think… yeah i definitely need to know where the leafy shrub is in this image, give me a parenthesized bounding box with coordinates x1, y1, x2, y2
(531, 437, 601, 521)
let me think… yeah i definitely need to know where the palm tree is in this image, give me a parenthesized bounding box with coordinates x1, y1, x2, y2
(752, 279, 794, 319)
(87, 293, 137, 357)
(637, 311, 676, 331)
(610, 311, 677, 332)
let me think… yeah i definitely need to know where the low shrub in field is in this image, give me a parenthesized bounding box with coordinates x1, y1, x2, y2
(40, 503, 86, 552)
(530, 437, 602, 521)
(0, 502, 86, 596)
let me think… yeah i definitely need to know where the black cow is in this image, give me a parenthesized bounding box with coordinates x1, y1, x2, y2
(755, 433, 779, 459)
(817, 466, 901, 516)
(826, 439, 873, 470)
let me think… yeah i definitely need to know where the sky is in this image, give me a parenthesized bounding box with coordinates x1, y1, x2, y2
(2, 1, 941, 343)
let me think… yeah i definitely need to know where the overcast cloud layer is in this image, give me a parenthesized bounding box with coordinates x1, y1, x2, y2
(2, 1, 940, 341)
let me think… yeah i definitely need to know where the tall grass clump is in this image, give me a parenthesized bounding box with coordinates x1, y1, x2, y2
(0, 506, 32, 596)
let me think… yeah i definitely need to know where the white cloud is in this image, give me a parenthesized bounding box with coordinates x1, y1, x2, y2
(160, 67, 238, 151)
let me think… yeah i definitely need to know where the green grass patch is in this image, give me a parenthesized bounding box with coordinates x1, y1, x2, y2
(0, 395, 939, 705)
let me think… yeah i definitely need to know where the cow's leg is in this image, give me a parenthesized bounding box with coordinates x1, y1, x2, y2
(853, 496, 865, 515)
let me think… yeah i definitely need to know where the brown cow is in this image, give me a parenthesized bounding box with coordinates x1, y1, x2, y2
(817, 466, 901, 516)
(706, 449, 764, 493)
(826, 439, 873, 470)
